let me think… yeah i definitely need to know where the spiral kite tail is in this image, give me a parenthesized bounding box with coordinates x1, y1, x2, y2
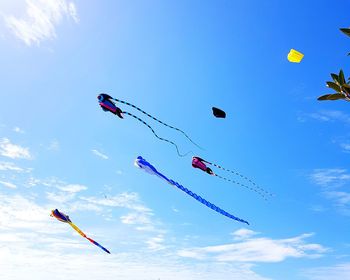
(205, 161, 273, 197)
(123, 112, 190, 157)
(168, 179, 249, 225)
(214, 174, 268, 200)
(115, 98, 203, 150)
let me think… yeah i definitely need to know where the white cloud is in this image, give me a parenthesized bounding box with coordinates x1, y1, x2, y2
(0, 193, 59, 232)
(303, 110, 350, 124)
(304, 262, 350, 280)
(178, 231, 327, 263)
(0, 247, 270, 280)
(91, 149, 109, 160)
(0, 161, 30, 172)
(12, 127, 25, 134)
(310, 169, 350, 187)
(80, 193, 150, 212)
(310, 169, 350, 215)
(0, 180, 17, 189)
(120, 212, 153, 225)
(309, 205, 327, 212)
(232, 228, 259, 240)
(47, 139, 59, 151)
(57, 184, 87, 193)
(146, 234, 166, 251)
(81, 193, 164, 233)
(323, 191, 350, 215)
(0, 193, 270, 280)
(0, 138, 31, 159)
(325, 191, 350, 205)
(3, 0, 79, 46)
(46, 191, 76, 203)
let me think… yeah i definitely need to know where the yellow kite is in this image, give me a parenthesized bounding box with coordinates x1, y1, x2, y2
(287, 49, 304, 63)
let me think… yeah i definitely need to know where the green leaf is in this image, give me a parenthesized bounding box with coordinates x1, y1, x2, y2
(339, 69, 346, 84)
(342, 84, 350, 94)
(340, 28, 350, 37)
(326, 81, 341, 92)
(331, 73, 340, 84)
(317, 93, 345, 101)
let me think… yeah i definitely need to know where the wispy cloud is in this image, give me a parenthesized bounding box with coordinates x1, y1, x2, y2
(310, 169, 350, 187)
(304, 262, 350, 280)
(13, 127, 25, 134)
(300, 110, 350, 124)
(309, 205, 327, 213)
(57, 184, 87, 193)
(231, 228, 259, 240)
(81, 193, 162, 233)
(80, 192, 149, 211)
(3, 0, 79, 46)
(146, 234, 166, 251)
(47, 139, 59, 151)
(0, 193, 59, 232)
(0, 180, 17, 189)
(178, 230, 327, 263)
(91, 149, 109, 160)
(0, 192, 271, 280)
(310, 169, 350, 215)
(0, 245, 270, 280)
(324, 191, 350, 215)
(0, 138, 31, 159)
(120, 212, 153, 226)
(340, 142, 350, 153)
(0, 161, 30, 172)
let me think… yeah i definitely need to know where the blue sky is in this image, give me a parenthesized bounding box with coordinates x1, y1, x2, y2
(0, 0, 350, 279)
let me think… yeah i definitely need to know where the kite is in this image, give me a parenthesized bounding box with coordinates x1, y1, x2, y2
(135, 156, 249, 225)
(51, 209, 111, 254)
(192, 156, 272, 200)
(212, 107, 226, 118)
(287, 49, 304, 63)
(98, 93, 201, 157)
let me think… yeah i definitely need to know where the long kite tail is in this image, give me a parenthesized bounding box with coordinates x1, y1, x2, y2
(69, 222, 87, 238)
(69, 222, 110, 254)
(135, 156, 249, 224)
(204, 160, 273, 198)
(168, 178, 249, 225)
(86, 237, 111, 254)
(214, 174, 268, 200)
(113, 97, 203, 150)
(123, 111, 192, 157)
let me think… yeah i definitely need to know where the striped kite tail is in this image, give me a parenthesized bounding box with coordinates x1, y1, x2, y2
(114, 97, 203, 150)
(123, 111, 192, 157)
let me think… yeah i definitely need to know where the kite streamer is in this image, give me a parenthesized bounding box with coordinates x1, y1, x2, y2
(192, 156, 273, 199)
(97, 94, 201, 157)
(135, 156, 249, 225)
(51, 209, 110, 254)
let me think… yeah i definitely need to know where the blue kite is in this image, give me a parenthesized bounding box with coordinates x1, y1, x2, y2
(134, 156, 249, 225)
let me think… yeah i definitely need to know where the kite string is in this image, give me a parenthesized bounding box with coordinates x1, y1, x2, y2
(114, 97, 204, 150)
(166, 178, 249, 225)
(214, 174, 268, 200)
(123, 111, 192, 157)
(204, 160, 273, 197)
